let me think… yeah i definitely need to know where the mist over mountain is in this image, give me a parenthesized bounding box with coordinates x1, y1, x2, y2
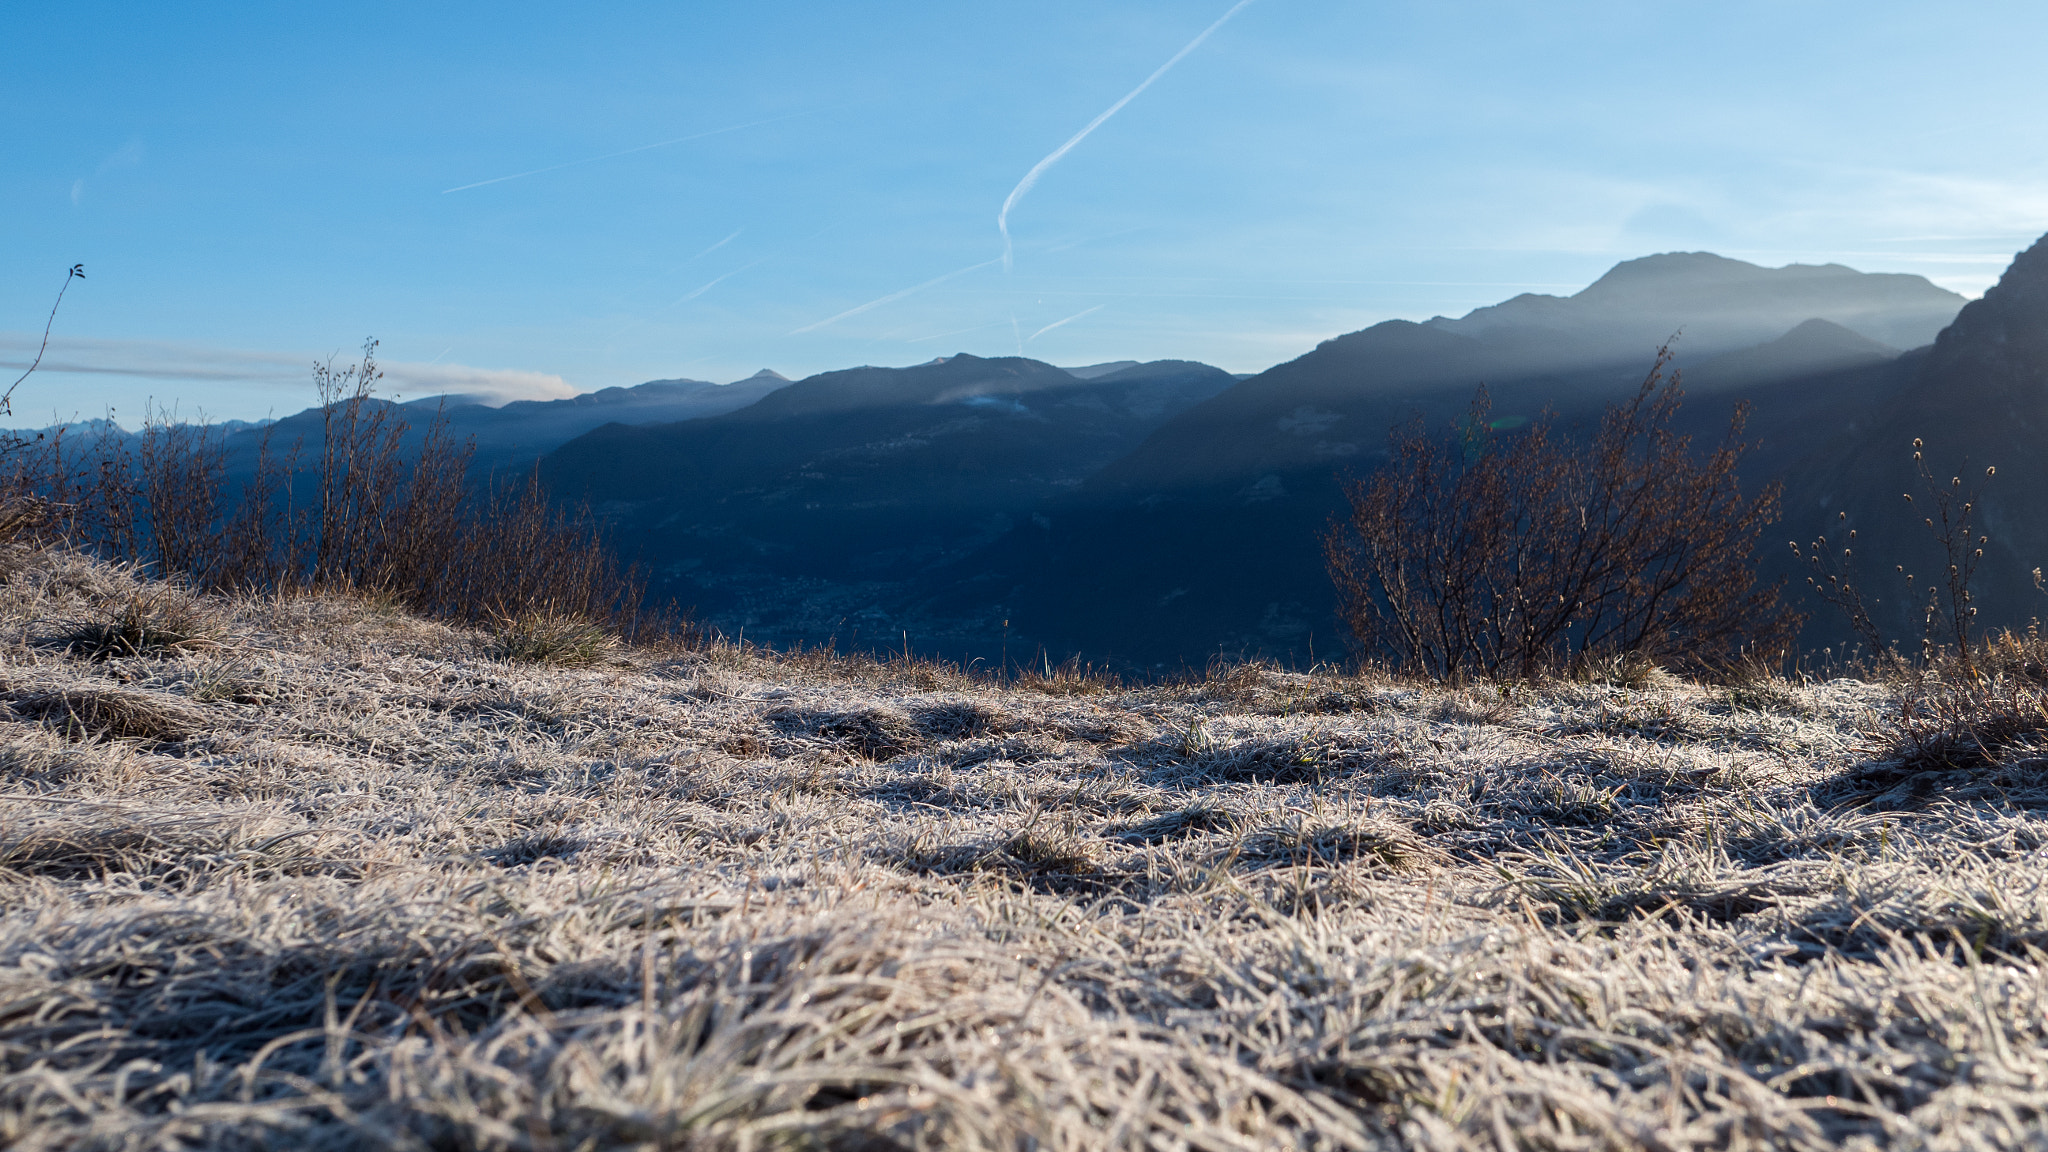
(457, 369, 793, 470)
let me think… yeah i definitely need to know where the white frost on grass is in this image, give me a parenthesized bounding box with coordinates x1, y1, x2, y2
(0, 546, 2044, 1148)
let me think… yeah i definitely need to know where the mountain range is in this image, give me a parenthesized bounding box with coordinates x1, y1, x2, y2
(526, 247, 2007, 668)
(87, 240, 2048, 672)
(221, 368, 796, 480)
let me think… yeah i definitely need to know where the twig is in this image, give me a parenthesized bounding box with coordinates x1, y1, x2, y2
(4, 264, 85, 415)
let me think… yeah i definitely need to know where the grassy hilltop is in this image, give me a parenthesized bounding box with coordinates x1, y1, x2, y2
(3, 547, 2048, 1149)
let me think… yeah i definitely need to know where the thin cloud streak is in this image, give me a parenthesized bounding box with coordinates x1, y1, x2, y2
(440, 111, 819, 194)
(676, 259, 767, 305)
(608, 217, 849, 340)
(996, 0, 1256, 271)
(0, 359, 284, 383)
(789, 258, 1002, 335)
(1028, 305, 1104, 341)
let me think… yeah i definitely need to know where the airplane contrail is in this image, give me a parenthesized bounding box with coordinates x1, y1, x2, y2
(441, 111, 819, 194)
(996, 0, 1256, 271)
(1028, 305, 1104, 341)
(679, 259, 769, 304)
(789, 258, 1002, 335)
(690, 229, 744, 261)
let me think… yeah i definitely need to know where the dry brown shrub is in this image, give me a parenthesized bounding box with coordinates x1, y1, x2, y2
(1327, 347, 1797, 681)
(1, 340, 654, 641)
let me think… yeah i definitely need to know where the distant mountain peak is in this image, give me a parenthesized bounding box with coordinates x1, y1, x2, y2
(1576, 251, 1860, 297)
(741, 368, 790, 382)
(1685, 317, 1898, 393)
(1773, 317, 1897, 354)
(1427, 250, 1965, 354)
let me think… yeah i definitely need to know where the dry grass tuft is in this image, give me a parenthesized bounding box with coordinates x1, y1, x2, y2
(1851, 653, 2048, 804)
(4, 685, 201, 744)
(49, 585, 221, 661)
(0, 803, 315, 881)
(1240, 814, 1439, 871)
(773, 705, 925, 762)
(488, 609, 620, 666)
(1115, 801, 1240, 844)
(996, 819, 1101, 875)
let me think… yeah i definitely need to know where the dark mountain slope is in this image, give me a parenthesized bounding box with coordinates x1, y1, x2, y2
(1777, 234, 2048, 653)
(539, 356, 1236, 646)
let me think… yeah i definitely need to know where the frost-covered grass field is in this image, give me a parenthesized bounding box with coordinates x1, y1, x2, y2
(4, 547, 2048, 1150)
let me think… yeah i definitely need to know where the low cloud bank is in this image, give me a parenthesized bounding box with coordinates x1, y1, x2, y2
(0, 334, 579, 414)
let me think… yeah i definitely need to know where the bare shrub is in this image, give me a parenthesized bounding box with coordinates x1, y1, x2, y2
(1, 340, 654, 638)
(0, 265, 84, 557)
(1326, 348, 1797, 680)
(1798, 442, 1997, 676)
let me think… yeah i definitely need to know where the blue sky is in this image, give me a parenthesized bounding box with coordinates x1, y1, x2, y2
(6, 0, 2047, 424)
